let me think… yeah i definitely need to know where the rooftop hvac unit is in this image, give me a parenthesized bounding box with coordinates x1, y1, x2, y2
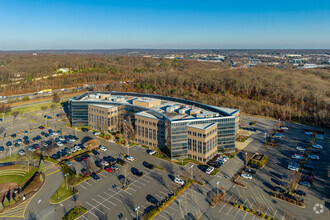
(196, 114, 205, 118)
(166, 107, 174, 113)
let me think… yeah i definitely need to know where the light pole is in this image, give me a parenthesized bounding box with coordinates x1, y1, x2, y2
(190, 165, 194, 180)
(135, 206, 140, 220)
(216, 181, 220, 198)
(245, 152, 248, 166)
(264, 132, 267, 144)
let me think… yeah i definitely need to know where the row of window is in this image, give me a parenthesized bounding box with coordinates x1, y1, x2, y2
(187, 136, 216, 154)
(89, 114, 118, 128)
(187, 151, 217, 162)
(188, 129, 216, 138)
(136, 126, 157, 140)
(137, 139, 157, 147)
(90, 108, 117, 115)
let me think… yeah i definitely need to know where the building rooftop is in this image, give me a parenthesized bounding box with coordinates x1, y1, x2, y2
(73, 91, 236, 122)
(187, 123, 216, 130)
(134, 111, 161, 120)
(89, 104, 117, 109)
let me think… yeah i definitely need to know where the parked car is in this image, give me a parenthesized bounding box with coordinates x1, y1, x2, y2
(174, 177, 185, 185)
(116, 158, 126, 166)
(110, 165, 118, 171)
(18, 150, 25, 155)
(75, 145, 81, 151)
(303, 164, 314, 170)
(6, 141, 12, 147)
(11, 133, 16, 138)
(81, 128, 89, 132)
(249, 164, 258, 169)
(280, 126, 288, 130)
(245, 168, 256, 174)
(147, 150, 156, 155)
(16, 139, 22, 144)
(126, 156, 134, 161)
(131, 167, 143, 177)
(64, 160, 72, 166)
(294, 190, 306, 196)
(39, 126, 45, 129)
(14, 143, 20, 147)
(274, 186, 286, 193)
(92, 149, 100, 155)
(81, 168, 91, 176)
(100, 159, 109, 166)
(206, 166, 214, 174)
(280, 174, 291, 181)
(105, 166, 113, 173)
(74, 157, 82, 162)
(0, 147, 4, 152)
(241, 173, 252, 179)
(52, 154, 59, 160)
(278, 181, 289, 187)
(299, 181, 311, 187)
(296, 146, 306, 151)
(146, 194, 159, 205)
(308, 154, 319, 160)
(99, 145, 107, 151)
(142, 161, 154, 169)
(91, 172, 100, 180)
(312, 144, 323, 149)
(93, 131, 101, 136)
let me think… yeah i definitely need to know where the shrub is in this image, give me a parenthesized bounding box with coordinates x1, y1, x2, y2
(260, 213, 266, 218)
(62, 206, 87, 220)
(266, 217, 272, 220)
(233, 204, 239, 208)
(0, 202, 3, 211)
(2, 198, 9, 207)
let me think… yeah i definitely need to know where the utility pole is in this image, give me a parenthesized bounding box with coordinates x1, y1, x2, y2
(64, 173, 69, 190)
(245, 152, 248, 166)
(190, 164, 194, 180)
(217, 181, 220, 198)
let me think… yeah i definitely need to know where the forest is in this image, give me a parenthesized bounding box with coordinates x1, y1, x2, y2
(0, 54, 329, 127)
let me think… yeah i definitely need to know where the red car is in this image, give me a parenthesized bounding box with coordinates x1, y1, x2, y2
(302, 175, 314, 182)
(39, 126, 45, 129)
(81, 156, 87, 161)
(105, 167, 113, 173)
(81, 168, 90, 176)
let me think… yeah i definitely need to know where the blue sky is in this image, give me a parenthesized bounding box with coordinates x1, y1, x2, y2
(0, 0, 329, 49)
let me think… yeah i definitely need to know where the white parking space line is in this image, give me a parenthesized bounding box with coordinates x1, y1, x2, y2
(265, 207, 269, 215)
(242, 212, 248, 220)
(86, 210, 98, 218)
(96, 195, 117, 207)
(139, 177, 150, 183)
(81, 214, 89, 220)
(135, 181, 146, 186)
(89, 179, 98, 183)
(166, 205, 179, 212)
(78, 184, 86, 189)
(121, 190, 132, 195)
(159, 191, 169, 196)
(98, 172, 106, 177)
(131, 184, 141, 189)
(161, 209, 174, 216)
(273, 210, 277, 218)
(157, 214, 169, 219)
(233, 209, 240, 218)
(144, 175, 154, 181)
(85, 201, 105, 215)
(219, 203, 226, 213)
(226, 206, 233, 215)
(92, 198, 111, 210)
(84, 181, 92, 186)
(154, 194, 163, 199)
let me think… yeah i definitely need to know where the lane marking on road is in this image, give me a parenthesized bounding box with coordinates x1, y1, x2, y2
(219, 203, 226, 213)
(226, 206, 233, 215)
(97, 195, 117, 206)
(46, 169, 60, 176)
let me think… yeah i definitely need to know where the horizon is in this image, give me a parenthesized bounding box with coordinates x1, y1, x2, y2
(1, 0, 329, 50)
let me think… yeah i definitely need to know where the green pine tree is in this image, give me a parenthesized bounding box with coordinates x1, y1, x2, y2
(38, 159, 45, 174)
(0, 202, 3, 210)
(3, 197, 9, 207)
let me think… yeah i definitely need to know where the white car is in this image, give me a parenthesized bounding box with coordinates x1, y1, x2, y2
(241, 173, 252, 179)
(75, 145, 81, 151)
(59, 136, 65, 141)
(148, 150, 156, 155)
(291, 155, 303, 160)
(28, 146, 35, 152)
(288, 165, 299, 171)
(315, 134, 324, 139)
(71, 147, 77, 153)
(53, 132, 58, 135)
(100, 160, 109, 166)
(304, 131, 313, 135)
(18, 150, 25, 156)
(206, 166, 214, 174)
(280, 126, 288, 130)
(70, 138, 76, 142)
(126, 156, 134, 161)
(56, 142, 63, 147)
(308, 154, 319, 160)
(93, 131, 101, 136)
(312, 144, 323, 149)
(16, 139, 22, 144)
(296, 146, 306, 151)
(218, 156, 229, 163)
(274, 133, 283, 138)
(99, 145, 107, 151)
(174, 177, 185, 185)
(43, 142, 49, 147)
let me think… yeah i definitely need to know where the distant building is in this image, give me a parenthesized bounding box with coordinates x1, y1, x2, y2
(57, 68, 70, 73)
(285, 54, 302, 57)
(69, 92, 240, 162)
(32, 53, 37, 56)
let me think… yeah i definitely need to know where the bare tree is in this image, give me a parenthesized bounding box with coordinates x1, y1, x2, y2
(123, 116, 135, 146)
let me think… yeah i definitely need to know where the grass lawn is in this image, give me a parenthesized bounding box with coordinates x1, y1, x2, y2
(210, 168, 220, 176)
(0, 167, 38, 185)
(50, 180, 77, 203)
(5, 102, 61, 117)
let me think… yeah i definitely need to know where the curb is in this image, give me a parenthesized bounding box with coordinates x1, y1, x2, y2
(271, 196, 306, 209)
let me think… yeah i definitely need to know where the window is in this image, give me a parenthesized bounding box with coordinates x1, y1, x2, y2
(145, 128, 148, 138)
(203, 134, 206, 138)
(188, 138, 191, 150)
(193, 140, 197, 152)
(193, 132, 196, 136)
(141, 127, 144, 137)
(138, 126, 141, 136)
(153, 123, 156, 126)
(198, 133, 202, 138)
(153, 129, 156, 140)
(149, 129, 152, 139)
